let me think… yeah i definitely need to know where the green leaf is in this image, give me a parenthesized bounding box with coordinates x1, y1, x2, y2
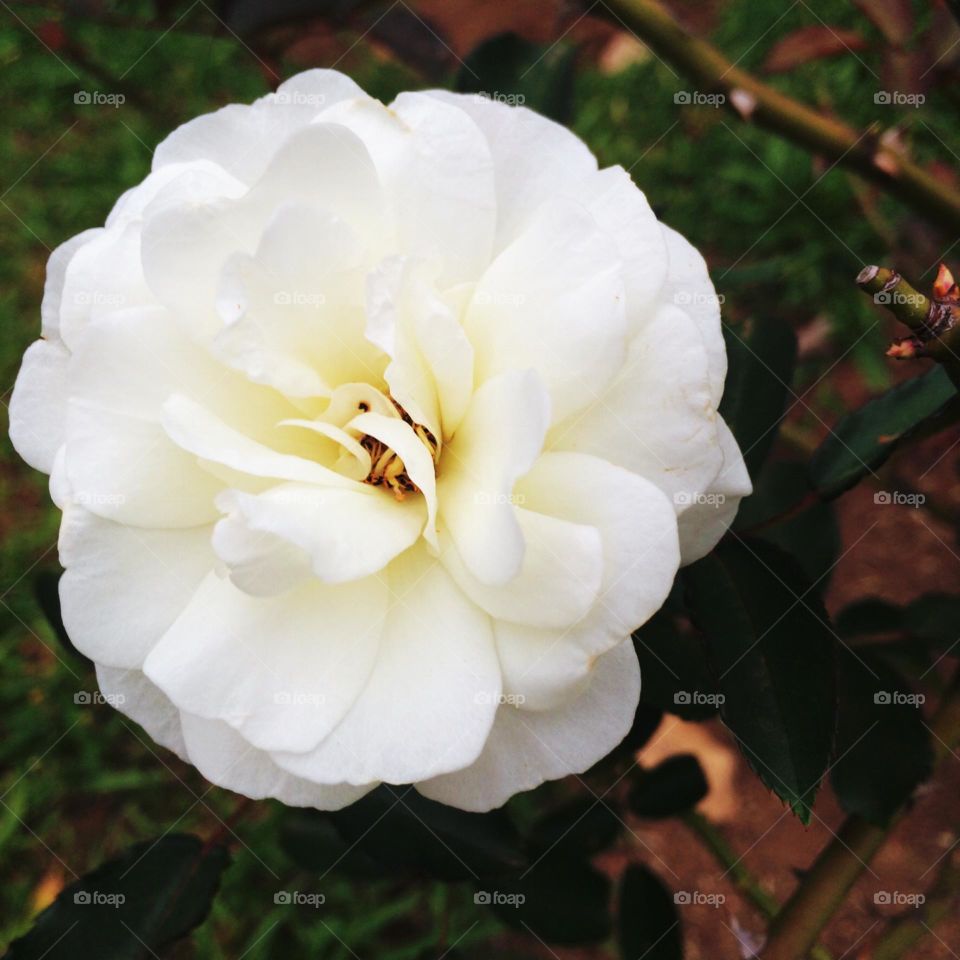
(34, 571, 89, 665)
(628, 754, 708, 819)
(5, 834, 229, 960)
(529, 798, 623, 860)
(810, 366, 958, 498)
(830, 649, 933, 825)
(618, 865, 682, 960)
(719, 317, 798, 478)
(278, 810, 382, 878)
(835, 597, 903, 637)
(683, 538, 837, 821)
(328, 785, 525, 880)
(633, 610, 721, 720)
(455, 33, 578, 123)
(734, 460, 839, 590)
(486, 859, 611, 944)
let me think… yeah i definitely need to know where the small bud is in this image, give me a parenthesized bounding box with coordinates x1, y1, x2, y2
(933, 263, 958, 302)
(886, 336, 923, 359)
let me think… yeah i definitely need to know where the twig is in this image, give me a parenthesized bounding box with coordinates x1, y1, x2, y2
(759, 665, 960, 960)
(600, 0, 960, 234)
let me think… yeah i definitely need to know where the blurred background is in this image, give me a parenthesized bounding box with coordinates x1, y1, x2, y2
(2, 1, 960, 957)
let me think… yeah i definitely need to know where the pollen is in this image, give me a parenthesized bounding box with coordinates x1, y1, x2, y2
(360, 401, 439, 500)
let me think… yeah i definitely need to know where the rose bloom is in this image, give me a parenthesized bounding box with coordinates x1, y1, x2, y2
(9, 71, 749, 812)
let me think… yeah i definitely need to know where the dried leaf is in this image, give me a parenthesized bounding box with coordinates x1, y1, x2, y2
(763, 25, 868, 74)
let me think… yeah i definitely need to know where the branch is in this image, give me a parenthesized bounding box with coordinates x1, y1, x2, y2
(869, 849, 960, 960)
(600, 0, 960, 234)
(759, 666, 960, 960)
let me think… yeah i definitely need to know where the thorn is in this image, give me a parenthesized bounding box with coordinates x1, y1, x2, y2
(886, 336, 924, 359)
(933, 263, 959, 302)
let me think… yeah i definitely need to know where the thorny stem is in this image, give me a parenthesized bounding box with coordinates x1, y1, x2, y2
(600, 0, 960, 234)
(759, 665, 960, 960)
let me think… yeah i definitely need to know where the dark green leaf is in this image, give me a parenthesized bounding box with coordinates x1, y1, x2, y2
(734, 460, 839, 590)
(835, 597, 903, 637)
(628, 754, 708, 819)
(34, 571, 89, 665)
(683, 538, 837, 821)
(633, 610, 721, 720)
(618, 865, 682, 960)
(719, 317, 798, 478)
(486, 859, 611, 944)
(529, 797, 623, 860)
(328, 785, 525, 880)
(456, 33, 578, 123)
(5, 834, 229, 960)
(810, 366, 958, 498)
(830, 649, 933, 825)
(904, 594, 960, 649)
(279, 809, 382, 878)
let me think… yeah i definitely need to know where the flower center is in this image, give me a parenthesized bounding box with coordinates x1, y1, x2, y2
(360, 399, 439, 501)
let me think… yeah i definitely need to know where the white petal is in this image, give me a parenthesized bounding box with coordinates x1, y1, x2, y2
(677, 417, 752, 564)
(8, 338, 69, 474)
(41, 229, 101, 338)
(59, 506, 214, 669)
(437, 369, 550, 586)
(422, 90, 597, 250)
(660, 224, 726, 407)
(272, 545, 499, 785)
(180, 712, 376, 809)
(214, 205, 376, 397)
(59, 221, 154, 348)
(319, 93, 496, 285)
(161, 394, 362, 490)
(349, 410, 438, 551)
(95, 666, 188, 760)
(465, 197, 627, 424)
(550, 303, 723, 506)
(416, 640, 640, 812)
(494, 452, 679, 710)
(441, 508, 602, 630)
(153, 69, 369, 184)
(215, 482, 425, 585)
(144, 571, 388, 753)
(580, 166, 668, 336)
(65, 399, 223, 527)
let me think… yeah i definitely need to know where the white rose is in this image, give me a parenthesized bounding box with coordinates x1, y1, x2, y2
(9, 70, 750, 812)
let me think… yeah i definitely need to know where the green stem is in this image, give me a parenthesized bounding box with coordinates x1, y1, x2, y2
(759, 666, 960, 960)
(600, 0, 960, 234)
